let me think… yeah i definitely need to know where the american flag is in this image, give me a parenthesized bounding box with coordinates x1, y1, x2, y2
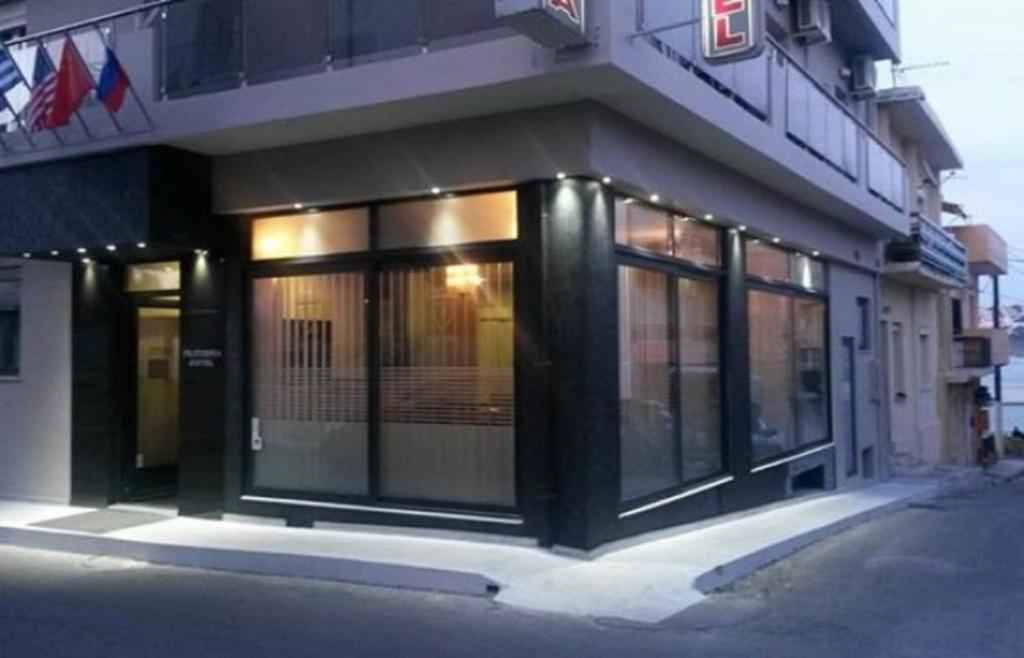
(26, 47, 56, 132)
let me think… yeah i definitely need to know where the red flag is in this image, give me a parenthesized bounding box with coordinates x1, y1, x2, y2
(49, 37, 94, 128)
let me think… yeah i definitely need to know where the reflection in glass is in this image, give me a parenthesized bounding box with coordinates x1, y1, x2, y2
(673, 216, 720, 267)
(795, 299, 828, 446)
(136, 308, 181, 469)
(379, 262, 516, 506)
(619, 266, 677, 500)
(746, 240, 791, 281)
(378, 192, 518, 250)
(678, 277, 721, 482)
(251, 273, 368, 495)
(615, 199, 671, 255)
(126, 262, 181, 292)
(749, 290, 796, 461)
(252, 208, 370, 261)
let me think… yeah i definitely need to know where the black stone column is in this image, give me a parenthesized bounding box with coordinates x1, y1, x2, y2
(71, 261, 126, 507)
(543, 179, 620, 550)
(178, 249, 229, 518)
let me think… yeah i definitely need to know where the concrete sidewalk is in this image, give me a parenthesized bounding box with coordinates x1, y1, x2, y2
(0, 479, 959, 623)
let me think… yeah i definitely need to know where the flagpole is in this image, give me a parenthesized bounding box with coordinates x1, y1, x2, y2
(35, 37, 93, 141)
(91, 23, 151, 128)
(65, 29, 123, 134)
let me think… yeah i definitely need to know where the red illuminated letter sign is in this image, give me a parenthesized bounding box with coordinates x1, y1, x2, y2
(547, 0, 581, 24)
(702, 0, 763, 64)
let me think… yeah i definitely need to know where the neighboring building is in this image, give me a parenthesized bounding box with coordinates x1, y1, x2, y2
(0, 0, 950, 550)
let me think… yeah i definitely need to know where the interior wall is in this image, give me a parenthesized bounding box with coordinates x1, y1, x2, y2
(0, 259, 72, 502)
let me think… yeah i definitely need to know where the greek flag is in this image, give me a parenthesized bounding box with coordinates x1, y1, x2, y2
(0, 46, 20, 95)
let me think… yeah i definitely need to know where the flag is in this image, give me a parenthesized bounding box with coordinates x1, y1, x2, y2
(26, 47, 57, 132)
(0, 46, 20, 96)
(49, 37, 94, 128)
(96, 48, 130, 113)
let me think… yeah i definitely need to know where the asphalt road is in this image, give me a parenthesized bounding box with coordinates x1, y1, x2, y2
(1, 479, 1023, 657)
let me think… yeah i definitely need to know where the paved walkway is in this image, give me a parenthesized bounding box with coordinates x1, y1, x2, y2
(0, 479, 954, 623)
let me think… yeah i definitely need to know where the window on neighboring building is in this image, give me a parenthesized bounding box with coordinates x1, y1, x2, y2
(952, 298, 964, 336)
(0, 267, 20, 378)
(892, 322, 906, 397)
(857, 297, 871, 351)
(919, 332, 932, 386)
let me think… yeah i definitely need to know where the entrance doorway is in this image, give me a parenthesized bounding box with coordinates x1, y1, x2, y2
(123, 261, 183, 502)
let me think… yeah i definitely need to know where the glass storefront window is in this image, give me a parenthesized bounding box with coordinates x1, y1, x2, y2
(619, 266, 723, 502)
(616, 200, 672, 255)
(619, 266, 675, 500)
(749, 290, 829, 462)
(377, 191, 518, 249)
(379, 262, 516, 506)
(673, 216, 721, 267)
(0, 267, 20, 377)
(252, 208, 370, 261)
(251, 272, 369, 495)
(747, 240, 826, 291)
(126, 262, 181, 292)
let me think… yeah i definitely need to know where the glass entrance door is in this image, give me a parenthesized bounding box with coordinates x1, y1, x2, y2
(130, 305, 181, 498)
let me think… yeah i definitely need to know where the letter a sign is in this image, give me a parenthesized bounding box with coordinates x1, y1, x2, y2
(702, 0, 765, 64)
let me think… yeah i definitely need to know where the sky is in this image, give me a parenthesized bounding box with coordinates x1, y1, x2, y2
(892, 0, 1024, 305)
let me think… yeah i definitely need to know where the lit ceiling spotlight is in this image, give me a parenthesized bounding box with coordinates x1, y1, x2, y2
(81, 258, 92, 265)
(106, 245, 117, 252)
(601, 176, 613, 185)
(292, 203, 304, 210)
(556, 172, 567, 181)
(430, 187, 442, 196)
(50, 251, 59, 257)
(22, 252, 31, 259)
(738, 225, 747, 232)
(76, 247, 87, 254)
(812, 250, 821, 257)
(704, 213, 715, 222)
(649, 193, 660, 203)
(195, 249, 209, 257)
(772, 237, 782, 244)
(136, 242, 147, 249)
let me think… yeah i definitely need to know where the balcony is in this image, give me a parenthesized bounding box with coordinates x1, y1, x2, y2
(829, 0, 901, 62)
(948, 225, 1009, 278)
(884, 215, 968, 289)
(964, 328, 1011, 368)
(953, 336, 992, 371)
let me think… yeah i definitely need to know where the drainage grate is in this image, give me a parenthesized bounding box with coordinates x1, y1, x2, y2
(31, 510, 170, 535)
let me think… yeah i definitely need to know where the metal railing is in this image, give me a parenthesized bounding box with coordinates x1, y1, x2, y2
(886, 214, 968, 284)
(159, 0, 511, 99)
(953, 336, 993, 370)
(636, 0, 908, 213)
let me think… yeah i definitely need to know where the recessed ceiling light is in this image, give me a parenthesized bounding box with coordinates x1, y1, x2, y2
(106, 245, 117, 252)
(772, 237, 781, 244)
(76, 247, 86, 254)
(738, 225, 747, 232)
(812, 250, 821, 257)
(602, 176, 613, 185)
(649, 194, 660, 203)
(556, 172, 567, 180)
(704, 214, 715, 221)
(22, 253, 31, 259)
(81, 258, 92, 264)
(292, 203, 303, 210)
(431, 187, 442, 195)
(137, 242, 147, 249)
(50, 251, 59, 257)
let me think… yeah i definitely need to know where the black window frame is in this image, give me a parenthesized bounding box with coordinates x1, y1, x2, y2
(0, 266, 21, 379)
(242, 187, 524, 519)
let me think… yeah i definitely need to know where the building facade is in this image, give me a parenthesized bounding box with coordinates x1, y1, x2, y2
(0, 0, 957, 550)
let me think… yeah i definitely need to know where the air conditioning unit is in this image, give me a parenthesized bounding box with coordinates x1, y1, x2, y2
(794, 0, 831, 45)
(851, 55, 878, 98)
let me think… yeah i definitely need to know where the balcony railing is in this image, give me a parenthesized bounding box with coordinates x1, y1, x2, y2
(160, 0, 510, 99)
(636, 0, 907, 213)
(885, 215, 969, 285)
(953, 336, 993, 370)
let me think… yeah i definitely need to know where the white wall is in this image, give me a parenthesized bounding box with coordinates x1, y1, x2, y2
(0, 259, 72, 503)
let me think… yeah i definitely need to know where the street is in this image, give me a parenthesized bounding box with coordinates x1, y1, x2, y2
(1, 480, 1023, 658)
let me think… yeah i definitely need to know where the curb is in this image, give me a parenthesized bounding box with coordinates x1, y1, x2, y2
(692, 484, 940, 594)
(0, 526, 500, 597)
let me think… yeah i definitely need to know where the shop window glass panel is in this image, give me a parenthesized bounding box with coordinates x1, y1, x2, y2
(678, 277, 722, 482)
(746, 240, 791, 282)
(749, 290, 796, 461)
(163, 0, 244, 95)
(126, 262, 181, 292)
(378, 192, 518, 250)
(619, 266, 677, 501)
(615, 199, 671, 255)
(0, 267, 20, 377)
(427, 0, 500, 41)
(252, 208, 370, 261)
(673, 217, 720, 267)
(349, 0, 425, 60)
(792, 253, 826, 291)
(251, 273, 368, 495)
(795, 298, 828, 447)
(379, 262, 515, 506)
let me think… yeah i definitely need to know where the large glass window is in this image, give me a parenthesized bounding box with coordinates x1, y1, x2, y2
(749, 290, 829, 462)
(380, 262, 516, 506)
(126, 262, 181, 293)
(747, 241, 825, 291)
(615, 199, 720, 267)
(0, 267, 20, 378)
(619, 266, 722, 502)
(252, 209, 370, 261)
(378, 192, 518, 250)
(251, 272, 368, 495)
